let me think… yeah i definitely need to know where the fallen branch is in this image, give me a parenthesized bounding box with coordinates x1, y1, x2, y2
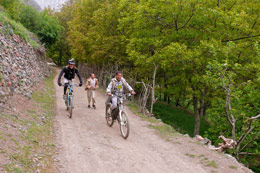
(214, 135, 237, 152)
(195, 135, 237, 152)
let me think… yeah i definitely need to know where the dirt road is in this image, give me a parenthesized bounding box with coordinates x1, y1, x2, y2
(54, 71, 251, 173)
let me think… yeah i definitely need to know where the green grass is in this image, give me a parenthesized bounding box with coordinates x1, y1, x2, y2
(127, 101, 160, 124)
(199, 155, 218, 169)
(185, 153, 196, 158)
(3, 69, 56, 172)
(149, 124, 177, 139)
(229, 165, 237, 169)
(127, 101, 178, 140)
(0, 11, 40, 48)
(29, 39, 40, 49)
(153, 102, 210, 137)
(206, 160, 218, 168)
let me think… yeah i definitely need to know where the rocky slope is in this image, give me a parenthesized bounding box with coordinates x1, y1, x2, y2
(0, 23, 50, 111)
(24, 0, 42, 11)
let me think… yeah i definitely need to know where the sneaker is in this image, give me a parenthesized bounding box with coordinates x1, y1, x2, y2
(93, 105, 96, 109)
(88, 105, 90, 108)
(63, 94, 66, 99)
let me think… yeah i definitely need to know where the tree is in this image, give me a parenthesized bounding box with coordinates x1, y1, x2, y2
(20, 5, 39, 32)
(55, 0, 260, 169)
(35, 11, 61, 47)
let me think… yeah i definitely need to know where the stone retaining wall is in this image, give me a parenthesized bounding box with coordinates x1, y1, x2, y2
(0, 24, 50, 111)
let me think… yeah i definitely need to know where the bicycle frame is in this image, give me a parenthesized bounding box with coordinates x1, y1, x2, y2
(67, 84, 74, 108)
(63, 81, 78, 109)
(117, 96, 126, 121)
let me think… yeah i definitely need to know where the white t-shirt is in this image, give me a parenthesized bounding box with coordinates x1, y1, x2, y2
(90, 78, 95, 88)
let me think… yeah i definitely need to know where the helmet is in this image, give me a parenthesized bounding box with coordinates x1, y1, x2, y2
(68, 59, 75, 65)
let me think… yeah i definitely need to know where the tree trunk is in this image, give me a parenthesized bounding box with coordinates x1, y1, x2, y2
(164, 72, 168, 102)
(150, 65, 158, 115)
(193, 95, 200, 136)
(167, 96, 171, 104)
(199, 99, 204, 116)
(182, 86, 186, 108)
(159, 84, 162, 101)
(143, 87, 150, 114)
(136, 81, 150, 115)
(175, 96, 180, 107)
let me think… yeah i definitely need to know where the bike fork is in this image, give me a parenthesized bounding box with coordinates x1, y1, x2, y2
(69, 95, 74, 108)
(118, 110, 123, 124)
(71, 96, 74, 108)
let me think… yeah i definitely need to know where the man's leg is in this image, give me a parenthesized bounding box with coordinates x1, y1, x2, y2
(63, 84, 68, 99)
(111, 96, 118, 119)
(111, 96, 117, 110)
(92, 90, 96, 108)
(87, 90, 91, 108)
(63, 78, 69, 99)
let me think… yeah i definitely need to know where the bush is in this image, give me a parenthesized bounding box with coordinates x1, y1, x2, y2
(20, 5, 39, 32)
(35, 12, 62, 47)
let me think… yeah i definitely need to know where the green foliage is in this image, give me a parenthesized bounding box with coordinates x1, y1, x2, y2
(47, 1, 74, 66)
(0, 0, 61, 48)
(35, 12, 62, 47)
(0, 0, 22, 21)
(19, 5, 62, 47)
(0, 11, 40, 48)
(153, 103, 210, 137)
(55, 0, 260, 170)
(20, 5, 39, 32)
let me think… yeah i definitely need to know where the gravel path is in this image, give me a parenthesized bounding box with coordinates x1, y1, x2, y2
(53, 70, 251, 173)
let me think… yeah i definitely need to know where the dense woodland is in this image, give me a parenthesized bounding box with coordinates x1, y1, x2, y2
(1, 0, 260, 171)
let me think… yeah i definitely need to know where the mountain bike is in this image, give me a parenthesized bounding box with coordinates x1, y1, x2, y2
(105, 94, 131, 139)
(62, 82, 79, 119)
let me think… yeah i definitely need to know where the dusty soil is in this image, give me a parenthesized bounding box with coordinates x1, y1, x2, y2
(54, 71, 252, 173)
(0, 80, 58, 172)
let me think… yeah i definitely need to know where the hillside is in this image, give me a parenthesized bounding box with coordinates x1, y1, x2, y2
(0, 9, 49, 109)
(24, 0, 42, 11)
(0, 9, 58, 172)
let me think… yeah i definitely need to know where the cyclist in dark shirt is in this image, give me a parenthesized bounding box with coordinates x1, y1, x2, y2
(57, 59, 83, 98)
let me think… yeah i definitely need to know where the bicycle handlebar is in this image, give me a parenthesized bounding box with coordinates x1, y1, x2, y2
(61, 83, 80, 87)
(108, 93, 133, 97)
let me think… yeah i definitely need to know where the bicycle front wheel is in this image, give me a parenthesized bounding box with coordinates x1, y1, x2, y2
(119, 111, 130, 139)
(69, 97, 73, 118)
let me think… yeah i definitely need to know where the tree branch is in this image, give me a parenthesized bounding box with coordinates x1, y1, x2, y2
(239, 131, 260, 152)
(222, 34, 260, 42)
(237, 114, 260, 146)
(250, 114, 260, 120)
(238, 152, 260, 156)
(179, 6, 195, 29)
